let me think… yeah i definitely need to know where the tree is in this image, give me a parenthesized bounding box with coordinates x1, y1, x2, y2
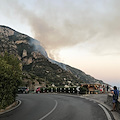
(0, 52, 22, 109)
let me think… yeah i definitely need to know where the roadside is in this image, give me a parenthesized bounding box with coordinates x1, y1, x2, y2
(0, 100, 21, 115)
(81, 94, 120, 120)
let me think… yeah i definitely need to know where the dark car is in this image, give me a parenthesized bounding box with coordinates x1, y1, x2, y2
(18, 87, 29, 94)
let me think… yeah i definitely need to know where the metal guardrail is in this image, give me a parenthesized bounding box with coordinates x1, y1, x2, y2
(118, 87, 120, 96)
(37, 87, 94, 95)
(118, 87, 120, 91)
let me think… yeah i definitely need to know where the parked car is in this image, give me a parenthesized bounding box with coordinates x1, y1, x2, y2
(36, 87, 41, 93)
(18, 87, 29, 94)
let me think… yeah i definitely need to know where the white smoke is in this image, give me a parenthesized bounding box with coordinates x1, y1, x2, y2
(0, 0, 120, 59)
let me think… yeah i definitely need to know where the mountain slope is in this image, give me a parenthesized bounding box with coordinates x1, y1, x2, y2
(0, 25, 103, 86)
(66, 65, 103, 84)
(0, 25, 80, 87)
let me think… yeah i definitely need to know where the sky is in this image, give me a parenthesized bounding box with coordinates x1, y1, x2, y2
(0, 0, 120, 87)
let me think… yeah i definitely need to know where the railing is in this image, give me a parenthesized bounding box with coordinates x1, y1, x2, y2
(118, 87, 120, 97)
(36, 87, 96, 95)
(118, 87, 120, 91)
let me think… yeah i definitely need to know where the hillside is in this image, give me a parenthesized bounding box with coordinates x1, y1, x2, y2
(66, 65, 103, 84)
(0, 25, 103, 88)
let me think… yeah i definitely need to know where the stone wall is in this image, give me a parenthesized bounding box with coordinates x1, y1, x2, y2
(106, 94, 120, 113)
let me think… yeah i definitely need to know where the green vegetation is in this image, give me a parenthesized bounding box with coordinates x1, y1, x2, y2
(0, 25, 103, 94)
(79, 87, 87, 94)
(0, 52, 22, 109)
(22, 55, 78, 87)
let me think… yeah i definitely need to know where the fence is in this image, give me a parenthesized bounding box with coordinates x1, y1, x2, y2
(37, 87, 87, 94)
(118, 87, 120, 91)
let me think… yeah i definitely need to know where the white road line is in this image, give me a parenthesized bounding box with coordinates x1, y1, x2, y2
(39, 100, 58, 120)
(98, 104, 112, 120)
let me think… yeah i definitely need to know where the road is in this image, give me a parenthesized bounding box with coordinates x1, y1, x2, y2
(0, 93, 114, 120)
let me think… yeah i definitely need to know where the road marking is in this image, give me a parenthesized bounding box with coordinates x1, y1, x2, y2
(39, 100, 58, 120)
(98, 104, 112, 120)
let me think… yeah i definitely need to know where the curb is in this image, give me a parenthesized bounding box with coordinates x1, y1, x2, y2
(80, 95, 120, 120)
(0, 100, 21, 115)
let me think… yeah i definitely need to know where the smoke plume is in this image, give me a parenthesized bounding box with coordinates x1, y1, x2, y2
(0, 0, 120, 59)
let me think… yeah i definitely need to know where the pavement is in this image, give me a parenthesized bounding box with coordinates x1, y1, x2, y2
(1, 93, 120, 120)
(81, 94, 120, 120)
(1, 94, 109, 120)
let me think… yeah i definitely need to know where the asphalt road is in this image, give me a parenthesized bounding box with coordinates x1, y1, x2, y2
(0, 93, 113, 120)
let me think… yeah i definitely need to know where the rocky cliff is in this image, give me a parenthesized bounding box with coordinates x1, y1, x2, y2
(0, 25, 103, 87)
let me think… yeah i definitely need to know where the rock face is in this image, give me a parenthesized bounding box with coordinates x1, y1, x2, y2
(0, 25, 78, 86)
(22, 49, 27, 57)
(0, 25, 104, 86)
(0, 26, 14, 36)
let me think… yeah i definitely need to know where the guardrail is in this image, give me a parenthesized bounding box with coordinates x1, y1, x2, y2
(36, 87, 96, 95)
(40, 87, 80, 94)
(118, 87, 120, 91)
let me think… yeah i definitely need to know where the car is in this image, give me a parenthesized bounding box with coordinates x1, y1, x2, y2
(18, 87, 29, 94)
(36, 87, 41, 93)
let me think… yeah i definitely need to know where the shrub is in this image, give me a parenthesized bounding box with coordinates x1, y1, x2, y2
(0, 53, 22, 109)
(79, 87, 87, 94)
